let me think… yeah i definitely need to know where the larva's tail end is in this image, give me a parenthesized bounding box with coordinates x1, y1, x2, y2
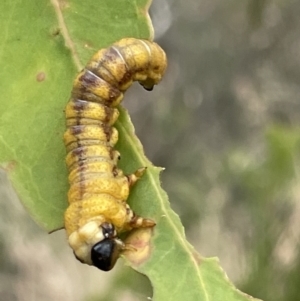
(139, 78, 155, 91)
(142, 84, 154, 91)
(139, 73, 164, 91)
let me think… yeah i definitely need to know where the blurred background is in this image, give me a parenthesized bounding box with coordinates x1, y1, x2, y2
(1, 0, 300, 300)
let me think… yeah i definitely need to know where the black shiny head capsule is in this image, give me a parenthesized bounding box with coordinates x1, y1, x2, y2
(91, 238, 124, 271)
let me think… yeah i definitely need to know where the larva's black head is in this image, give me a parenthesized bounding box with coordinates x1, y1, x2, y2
(89, 222, 125, 271)
(69, 221, 126, 271)
(91, 238, 123, 271)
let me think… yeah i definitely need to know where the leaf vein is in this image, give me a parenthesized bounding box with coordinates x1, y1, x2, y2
(50, 0, 82, 71)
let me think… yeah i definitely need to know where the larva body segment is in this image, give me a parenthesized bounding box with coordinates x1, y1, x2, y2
(63, 38, 167, 271)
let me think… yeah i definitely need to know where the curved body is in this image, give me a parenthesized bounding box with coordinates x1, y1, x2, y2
(63, 38, 167, 271)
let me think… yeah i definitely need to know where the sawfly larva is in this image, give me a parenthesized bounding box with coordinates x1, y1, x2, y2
(63, 38, 167, 271)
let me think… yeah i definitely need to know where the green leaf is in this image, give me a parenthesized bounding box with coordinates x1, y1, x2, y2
(0, 1, 262, 300)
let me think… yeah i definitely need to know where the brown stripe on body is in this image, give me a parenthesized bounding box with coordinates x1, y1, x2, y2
(86, 50, 121, 87)
(65, 124, 118, 201)
(66, 99, 119, 126)
(67, 100, 84, 198)
(98, 46, 132, 90)
(65, 139, 109, 153)
(65, 102, 113, 201)
(73, 99, 86, 126)
(64, 125, 118, 147)
(68, 161, 119, 184)
(72, 69, 123, 107)
(67, 127, 85, 200)
(66, 145, 115, 171)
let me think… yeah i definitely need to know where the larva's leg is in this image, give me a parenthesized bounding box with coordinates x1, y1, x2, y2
(126, 167, 147, 187)
(124, 204, 156, 230)
(129, 213, 156, 228)
(124, 167, 155, 229)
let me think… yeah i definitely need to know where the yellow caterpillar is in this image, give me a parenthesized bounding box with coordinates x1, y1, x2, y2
(63, 38, 167, 271)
